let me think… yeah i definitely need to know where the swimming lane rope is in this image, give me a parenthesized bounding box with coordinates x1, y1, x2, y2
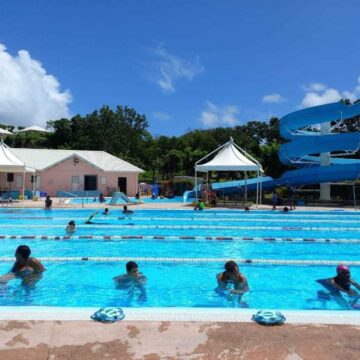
(1, 234, 360, 244)
(1, 224, 360, 231)
(0, 256, 359, 266)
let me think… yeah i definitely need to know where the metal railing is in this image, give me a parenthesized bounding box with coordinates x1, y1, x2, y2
(59, 191, 89, 208)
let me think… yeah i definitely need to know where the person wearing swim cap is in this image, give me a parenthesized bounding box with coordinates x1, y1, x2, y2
(0, 245, 45, 284)
(216, 261, 249, 304)
(317, 264, 360, 308)
(330, 265, 360, 297)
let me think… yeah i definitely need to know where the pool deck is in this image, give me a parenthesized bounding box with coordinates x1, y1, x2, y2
(1, 200, 360, 359)
(3, 197, 357, 211)
(0, 318, 359, 359)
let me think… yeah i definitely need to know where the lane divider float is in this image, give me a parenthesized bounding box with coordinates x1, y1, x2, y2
(0, 256, 359, 266)
(0, 234, 360, 244)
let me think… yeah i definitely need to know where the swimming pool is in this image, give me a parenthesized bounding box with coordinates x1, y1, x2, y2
(0, 208, 359, 310)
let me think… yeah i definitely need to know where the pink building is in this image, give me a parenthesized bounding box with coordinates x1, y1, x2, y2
(1, 148, 144, 197)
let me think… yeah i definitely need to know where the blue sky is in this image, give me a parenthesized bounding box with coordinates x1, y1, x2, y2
(0, 0, 359, 135)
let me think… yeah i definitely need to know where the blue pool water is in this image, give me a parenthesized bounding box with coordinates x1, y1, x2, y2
(0, 208, 359, 310)
(65, 197, 112, 205)
(65, 196, 187, 204)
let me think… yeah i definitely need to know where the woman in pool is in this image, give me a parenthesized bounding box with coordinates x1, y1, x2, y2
(0, 245, 45, 284)
(216, 261, 249, 304)
(317, 264, 360, 308)
(66, 220, 76, 233)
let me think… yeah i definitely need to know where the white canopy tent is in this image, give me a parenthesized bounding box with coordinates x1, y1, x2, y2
(0, 127, 13, 136)
(0, 140, 35, 197)
(18, 125, 51, 133)
(195, 138, 264, 207)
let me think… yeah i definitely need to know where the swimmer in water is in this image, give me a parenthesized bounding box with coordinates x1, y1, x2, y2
(216, 261, 249, 304)
(66, 220, 76, 233)
(122, 205, 134, 214)
(317, 264, 360, 308)
(113, 261, 147, 302)
(85, 211, 99, 224)
(0, 245, 45, 284)
(103, 208, 110, 215)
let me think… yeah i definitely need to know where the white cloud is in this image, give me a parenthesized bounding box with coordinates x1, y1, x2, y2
(262, 93, 286, 104)
(200, 101, 239, 128)
(0, 43, 72, 127)
(149, 44, 204, 93)
(151, 111, 171, 121)
(301, 78, 360, 108)
(303, 83, 327, 92)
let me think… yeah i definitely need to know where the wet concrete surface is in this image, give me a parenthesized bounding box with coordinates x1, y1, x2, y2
(0, 320, 359, 360)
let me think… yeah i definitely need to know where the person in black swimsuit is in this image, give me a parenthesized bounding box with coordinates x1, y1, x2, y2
(0, 245, 45, 284)
(317, 264, 360, 308)
(45, 195, 52, 210)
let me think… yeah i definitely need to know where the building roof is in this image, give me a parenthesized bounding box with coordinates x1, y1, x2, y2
(11, 148, 144, 173)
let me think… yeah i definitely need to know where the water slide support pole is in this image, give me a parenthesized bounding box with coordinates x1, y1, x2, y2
(256, 170, 259, 208)
(194, 169, 197, 201)
(245, 172, 248, 202)
(320, 121, 332, 200)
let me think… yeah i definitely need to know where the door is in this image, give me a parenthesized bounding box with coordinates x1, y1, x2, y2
(71, 176, 80, 192)
(118, 177, 127, 194)
(84, 175, 97, 191)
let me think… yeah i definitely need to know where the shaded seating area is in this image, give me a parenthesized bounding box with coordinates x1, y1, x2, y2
(0, 138, 35, 200)
(194, 137, 264, 207)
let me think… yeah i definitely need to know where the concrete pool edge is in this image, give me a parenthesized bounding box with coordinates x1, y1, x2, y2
(0, 306, 359, 325)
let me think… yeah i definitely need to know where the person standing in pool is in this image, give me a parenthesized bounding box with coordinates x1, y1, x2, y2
(194, 200, 205, 211)
(0, 245, 45, 284)
(113, 261, 146, 302)
(216, 261, 249, 304)
(122, 205, 133, 214)
(317, 264, 360, 308)
(66, 220, 76, 233)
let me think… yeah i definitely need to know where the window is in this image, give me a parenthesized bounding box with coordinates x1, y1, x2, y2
(100, 176, 107, 185)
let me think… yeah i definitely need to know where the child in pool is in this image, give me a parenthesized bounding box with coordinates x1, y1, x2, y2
(216, 261, 249, 305)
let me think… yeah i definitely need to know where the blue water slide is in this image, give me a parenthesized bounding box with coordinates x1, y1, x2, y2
(185, 102, 360, 199)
